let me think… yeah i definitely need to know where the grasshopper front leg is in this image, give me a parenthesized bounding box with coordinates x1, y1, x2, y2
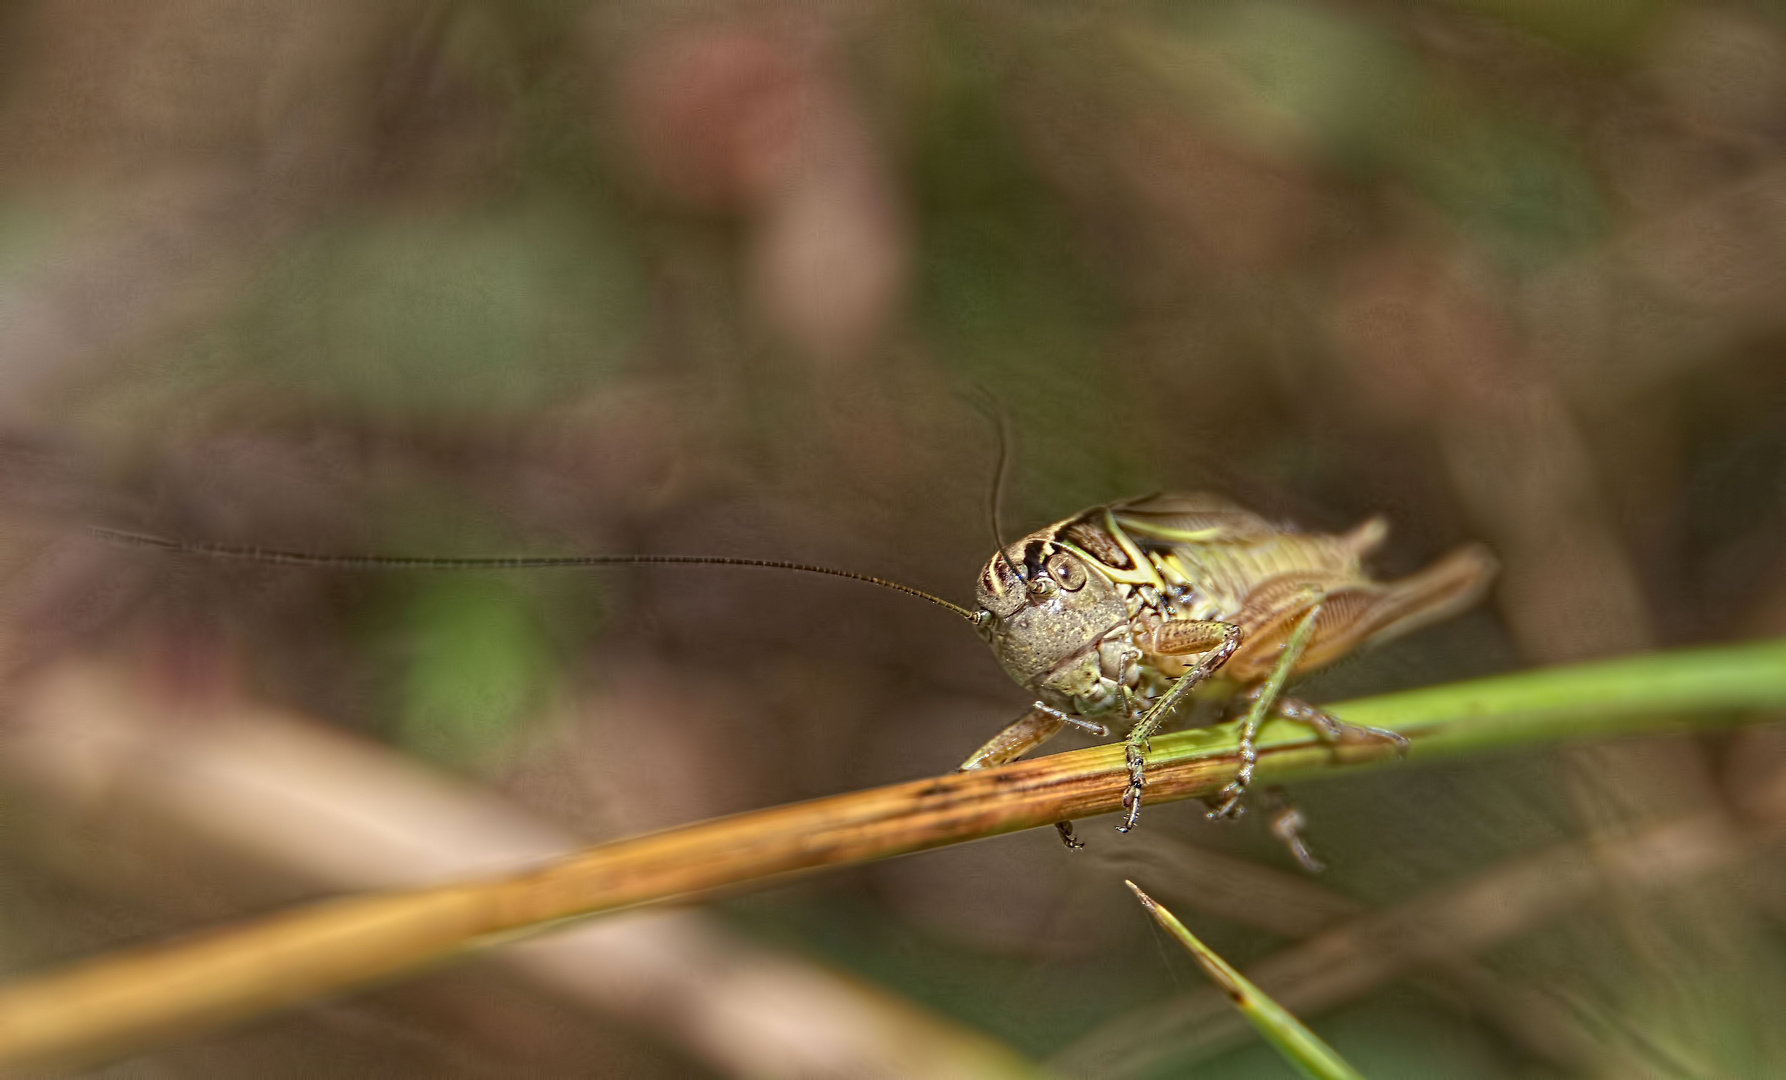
(960, 704, 1109, 849)
(958, 704, 1108, 771)
(1119, 620, 1242, 833)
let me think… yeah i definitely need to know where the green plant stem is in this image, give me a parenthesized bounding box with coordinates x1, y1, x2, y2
(1127, 881, 1369, 1080)
(0, 637, 1783, 1070)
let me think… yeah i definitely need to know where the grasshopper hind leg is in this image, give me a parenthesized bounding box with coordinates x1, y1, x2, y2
(1202, 687, 1406, 867)
(1205, 600, 1325, 820)
(1262, 693, 1411, 756)
(1204, 600, 1409, 869)
(1228, 693, 1405, 870)
(1262, 787, 1325, 873)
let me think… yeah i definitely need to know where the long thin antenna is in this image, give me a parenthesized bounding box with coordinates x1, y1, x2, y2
(970, 390, 1021, 581)
(88, 526, 981, 624)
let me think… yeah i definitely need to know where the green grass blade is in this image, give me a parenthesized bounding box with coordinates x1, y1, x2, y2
(1126, 881, 1368, 1080)
(1141, 636, 1786, 781)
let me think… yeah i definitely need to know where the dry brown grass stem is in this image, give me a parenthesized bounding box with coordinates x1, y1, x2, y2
(1, 637, 1782, 1071)
(0, 736, 1219, 1070)
(0, 659, 1044, 1079)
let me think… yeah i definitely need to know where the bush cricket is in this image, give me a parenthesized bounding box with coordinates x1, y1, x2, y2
(957, 493, 1495, 855)
(92, 492, 1494, 862)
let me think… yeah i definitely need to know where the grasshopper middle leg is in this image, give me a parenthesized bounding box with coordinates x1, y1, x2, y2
(1119, 619, 1242, 833)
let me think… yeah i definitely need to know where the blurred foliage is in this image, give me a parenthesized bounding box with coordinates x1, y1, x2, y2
(394, 576, 559, 766)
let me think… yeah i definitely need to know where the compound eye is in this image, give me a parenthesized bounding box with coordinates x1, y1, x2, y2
(1047, 552, 1087, 591)
(975, 556, 1026, 617)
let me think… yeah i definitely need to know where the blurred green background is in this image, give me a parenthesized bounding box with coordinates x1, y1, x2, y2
(1, 1, 1784, 1076)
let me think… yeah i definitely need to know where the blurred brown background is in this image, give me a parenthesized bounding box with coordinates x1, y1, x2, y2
(1, 1, 1784, 1077)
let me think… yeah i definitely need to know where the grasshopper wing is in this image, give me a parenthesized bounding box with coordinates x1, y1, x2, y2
(1109, 493, 1279, 545)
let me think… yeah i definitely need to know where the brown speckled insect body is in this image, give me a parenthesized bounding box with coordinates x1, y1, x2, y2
(960, 493, 1497, 846)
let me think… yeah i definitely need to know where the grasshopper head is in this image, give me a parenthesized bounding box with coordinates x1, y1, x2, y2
(974, 532, 1128, 715)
